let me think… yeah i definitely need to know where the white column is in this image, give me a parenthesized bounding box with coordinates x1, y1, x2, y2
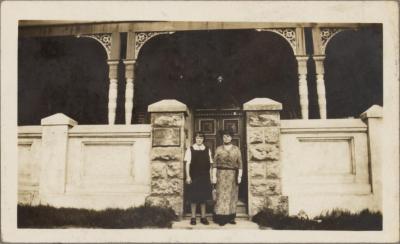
(123, 59, 136, 124)
(107, 60, 119, 124)
(296, 56, 309, 119)
(313, 55, 327, 119)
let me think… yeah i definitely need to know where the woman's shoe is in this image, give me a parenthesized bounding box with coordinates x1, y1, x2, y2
(190, 218, 196, 225)
(228, 219, 236, 225)
(200, 218, 209, 225)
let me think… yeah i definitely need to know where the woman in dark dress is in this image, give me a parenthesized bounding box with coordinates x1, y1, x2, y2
(184, 132, 213, 225)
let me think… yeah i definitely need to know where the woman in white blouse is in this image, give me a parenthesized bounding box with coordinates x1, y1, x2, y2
(184, 132, 213, 225)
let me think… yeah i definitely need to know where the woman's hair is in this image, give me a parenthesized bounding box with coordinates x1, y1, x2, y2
(220, 128, 234, 137)
(194, 131, 205, 138)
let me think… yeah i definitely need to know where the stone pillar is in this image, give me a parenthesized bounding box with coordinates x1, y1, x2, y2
(146, 99, 187, 217)
(244, 98, 288, 217)
(123, 59, 136, 124)
(107, 60, 119, 125)
(296, 56, 309, 119)
(360, 105, 383, 211)
(39, 113, 77, 202)
(313, 55, 327, 119)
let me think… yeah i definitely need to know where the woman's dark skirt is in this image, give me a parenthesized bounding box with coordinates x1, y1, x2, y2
(186, 173, 212, 203)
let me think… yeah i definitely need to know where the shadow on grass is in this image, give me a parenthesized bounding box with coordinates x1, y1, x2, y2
(18, 204, 177, 228)
(252, 208, 382, 230)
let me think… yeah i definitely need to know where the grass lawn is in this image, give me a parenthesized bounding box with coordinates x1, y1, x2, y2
(18, 204, 177, 228)
(252, 208, 382, 230)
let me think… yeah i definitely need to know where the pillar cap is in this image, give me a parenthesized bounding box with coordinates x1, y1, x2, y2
(243, 98, 282, 111)
(312, 55, 326, 61)
(148, 99, 188, 113)
(41, 113, 78, 126)
(360, 105, 383, 119)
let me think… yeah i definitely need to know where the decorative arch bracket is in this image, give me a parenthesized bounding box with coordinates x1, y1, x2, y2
(256, 28, 297, 54)
(320, 28, 355, 54)
(135, 31, 175, 59)
(76, 33, 112, 59)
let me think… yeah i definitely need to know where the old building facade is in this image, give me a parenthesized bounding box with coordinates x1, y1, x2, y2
(18, 21, 383, 218)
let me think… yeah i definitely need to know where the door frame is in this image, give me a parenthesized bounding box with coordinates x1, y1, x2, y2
(192, 108, 248, 210)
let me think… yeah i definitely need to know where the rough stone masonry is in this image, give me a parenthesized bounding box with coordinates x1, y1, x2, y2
(145, 100, 187, 216)
(244, 98, 288, 216)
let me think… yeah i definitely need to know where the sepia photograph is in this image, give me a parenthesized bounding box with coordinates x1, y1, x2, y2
(1, 1, 399, 243)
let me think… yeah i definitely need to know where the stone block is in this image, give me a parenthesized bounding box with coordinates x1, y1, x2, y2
(249, 144, 279, 161)
(152, 114, 183, 127)
(249, 162, 267, 179)
(266, 162, 280, 179)
(248, 128, 264, 144)
(265, 195, 288, 215)
(247, 112, 280, 127)
(249, 179, 267, 196)
(151, 178, 183, 195)
(167, 195, 184, 215)
(265, 179, 281, 195)
(151, 163, 167, 179)
(167, 162, 183, 179)
(145, 195, 169, 208)
(151, 147, 182, 162)
(249, 196, 265, 215)
(248, 128, 280, 144)
(264, 127, 280, 143)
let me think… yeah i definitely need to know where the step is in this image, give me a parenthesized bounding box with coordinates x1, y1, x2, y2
(172, 219, 259, 229)
(183, 213, 249, 219)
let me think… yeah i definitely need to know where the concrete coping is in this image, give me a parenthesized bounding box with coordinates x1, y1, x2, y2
(360, 105, 383, 119)
(243, 98, 282, 111)
(148, 99, 188, 113)
(41, 113, 78, 126)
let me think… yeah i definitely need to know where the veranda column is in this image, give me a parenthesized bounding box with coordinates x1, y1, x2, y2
(296, 56, 309, 119)
(107, 60, 119, 124)
(313, 55, 327, 119)
(107, 32, 121, 125)
(123, 59, 136, 124)
(145, 99, 187, 217)
(124, 31, 137, 124)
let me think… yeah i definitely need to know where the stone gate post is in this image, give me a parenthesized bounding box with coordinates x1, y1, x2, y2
(360, 105, 383, 211)
(146, 99, 187, 217)
(243, 98, 288, 217)
(39, 113, 77, 204)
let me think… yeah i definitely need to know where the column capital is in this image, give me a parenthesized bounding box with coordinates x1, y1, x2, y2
(41, 113, 77, 127)
(295, 55, 309, 62)
(123, 59, 136, 65)
(312, 55, 326, 62)
(107, 59, 120, 66)
(360, 105, 383, 120)
(243, 98, 282, 111)
(148, 99, 188, 113)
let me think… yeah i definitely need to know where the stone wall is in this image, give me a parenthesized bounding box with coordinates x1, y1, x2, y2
(244, 98, 288, 216)
(145, 100, 187, 216)
(18, 114, 153, 210)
